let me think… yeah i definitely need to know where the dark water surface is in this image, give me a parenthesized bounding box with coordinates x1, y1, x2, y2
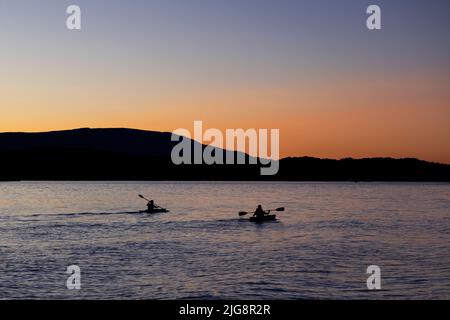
(0, 181, 449, 299)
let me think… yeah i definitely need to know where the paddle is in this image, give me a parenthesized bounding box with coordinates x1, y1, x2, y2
(239, 207, 285, 216)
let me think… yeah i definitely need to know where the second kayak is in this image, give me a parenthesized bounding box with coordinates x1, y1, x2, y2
(249, 214, 277, 223)
(139, 208, 170, 214)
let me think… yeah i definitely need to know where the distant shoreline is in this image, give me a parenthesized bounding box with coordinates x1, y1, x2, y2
(1, 128, 449, 182)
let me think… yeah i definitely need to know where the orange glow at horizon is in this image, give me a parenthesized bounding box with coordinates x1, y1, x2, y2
(1, 0, 450, 165)
(1, 70, 449, 164)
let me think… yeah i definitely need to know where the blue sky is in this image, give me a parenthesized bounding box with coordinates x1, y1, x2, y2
(1, 0, 449, 161)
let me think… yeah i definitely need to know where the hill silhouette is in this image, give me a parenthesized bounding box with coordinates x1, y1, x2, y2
(1, 128, 449, 181)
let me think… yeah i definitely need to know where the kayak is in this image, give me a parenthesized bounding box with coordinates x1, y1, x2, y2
(139, 208, 169, 214)
(249, 214, 277, 223)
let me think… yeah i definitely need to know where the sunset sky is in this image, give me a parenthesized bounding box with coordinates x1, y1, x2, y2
(1, 0, 449, 163)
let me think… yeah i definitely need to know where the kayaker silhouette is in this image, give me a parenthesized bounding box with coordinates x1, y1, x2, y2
(147, 200, 157, 211)
(254, 205, 266, 218)
(138, 194, 169, 213)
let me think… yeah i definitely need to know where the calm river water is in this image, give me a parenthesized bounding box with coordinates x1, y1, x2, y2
(0, 181, 449, 299)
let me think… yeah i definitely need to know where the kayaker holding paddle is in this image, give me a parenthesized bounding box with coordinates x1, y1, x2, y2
(147, 200, 158, 211)
(239, 205, 285, 222)
(138, 194, 169, 213)
(253, 205, 267, 218)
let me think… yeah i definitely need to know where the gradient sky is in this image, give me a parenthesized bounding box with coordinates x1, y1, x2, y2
(1, 0, 449, 162)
